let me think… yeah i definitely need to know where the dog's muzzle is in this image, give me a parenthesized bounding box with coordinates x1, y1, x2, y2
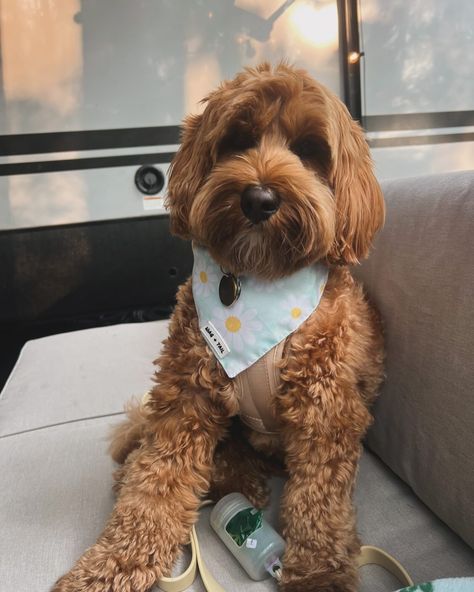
(241, 185, 280, 224)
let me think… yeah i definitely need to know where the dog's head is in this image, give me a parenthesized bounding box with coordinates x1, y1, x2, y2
(167, 63, 384, 279)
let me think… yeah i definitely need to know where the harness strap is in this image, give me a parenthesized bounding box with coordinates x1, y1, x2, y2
(233, 340, 285, 435)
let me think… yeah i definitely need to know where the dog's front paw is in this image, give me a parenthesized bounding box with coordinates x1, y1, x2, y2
(209, 467, 271, 508)
(278, 546, 359, 592)
(51, 543, 158, 592)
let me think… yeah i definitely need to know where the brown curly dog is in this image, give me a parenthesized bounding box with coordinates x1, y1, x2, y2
(53, 63, 385, 592)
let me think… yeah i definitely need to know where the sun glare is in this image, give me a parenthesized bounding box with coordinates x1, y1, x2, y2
(289, 2, 338, 48)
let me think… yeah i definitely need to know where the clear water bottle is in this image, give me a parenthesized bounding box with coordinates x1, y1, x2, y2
(210, 492, 285, 581)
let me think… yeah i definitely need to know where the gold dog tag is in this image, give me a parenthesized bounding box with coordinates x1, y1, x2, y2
(219, 273, 241, 307)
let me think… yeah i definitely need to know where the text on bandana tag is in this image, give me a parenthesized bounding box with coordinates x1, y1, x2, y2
(201, 321, 230, 359)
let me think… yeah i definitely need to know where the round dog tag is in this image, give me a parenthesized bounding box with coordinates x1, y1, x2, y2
(219, 273, 241, 307)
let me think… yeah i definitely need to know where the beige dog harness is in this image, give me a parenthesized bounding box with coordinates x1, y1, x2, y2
(232, 340, 285, 435)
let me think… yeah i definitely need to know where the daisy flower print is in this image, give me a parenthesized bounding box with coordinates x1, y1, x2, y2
(280, 294, 314, 329)
(213, 300, 263, 353)
(193, 254, 218, 298)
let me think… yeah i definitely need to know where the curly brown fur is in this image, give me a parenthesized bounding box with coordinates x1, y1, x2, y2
(207, 419, 277, 508)
(108, 398, 150, 465)
(110, 408, 275, 506)
(53, 63, 384, 592)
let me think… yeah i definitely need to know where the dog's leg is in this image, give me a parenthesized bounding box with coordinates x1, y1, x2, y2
(52, 389, 231, 592)
(52, 281, 237, 592)
(276, 380, 372, 592)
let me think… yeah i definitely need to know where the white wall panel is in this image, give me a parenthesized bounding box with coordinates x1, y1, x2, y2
(0, 162, 169, 230)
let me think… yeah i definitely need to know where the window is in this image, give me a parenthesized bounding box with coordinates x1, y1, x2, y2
(360, 0, 474, 179)
(0, 0, 341, 230)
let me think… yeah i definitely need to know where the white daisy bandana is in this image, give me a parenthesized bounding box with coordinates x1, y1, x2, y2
(192, 244, 328, 378)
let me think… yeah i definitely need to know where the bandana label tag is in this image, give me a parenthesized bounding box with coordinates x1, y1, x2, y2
(201, 321, 230, 359)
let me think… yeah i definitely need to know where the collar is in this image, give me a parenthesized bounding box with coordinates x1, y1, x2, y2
(192, 244, 328, 378)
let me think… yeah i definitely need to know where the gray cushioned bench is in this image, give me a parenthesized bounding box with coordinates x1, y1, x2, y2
(1, 171, 473, 591)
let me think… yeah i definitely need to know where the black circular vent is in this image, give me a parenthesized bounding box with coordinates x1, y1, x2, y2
(134, 165, 165, 195)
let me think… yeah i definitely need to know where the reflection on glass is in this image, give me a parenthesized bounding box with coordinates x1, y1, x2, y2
(1, 0, 340, 133)
(0, 0, 88, 228)
(184, 0, 340, 115)
(0, 0, 340, 229)
(360, 0, 473, 114)
(372, 141, 474, 180)
(289, 2, 338, 48)
(9, 172, 89, 228)
(1, 0, 83, 133)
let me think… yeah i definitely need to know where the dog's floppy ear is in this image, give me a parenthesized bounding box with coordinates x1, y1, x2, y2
(166, 112, 212, 239)
(326, 98, 385, 265)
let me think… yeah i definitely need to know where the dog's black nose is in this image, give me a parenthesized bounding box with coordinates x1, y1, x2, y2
(241, 185, 280, 224)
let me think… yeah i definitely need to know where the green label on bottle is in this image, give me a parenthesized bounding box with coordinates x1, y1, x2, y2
(225, 507, 263, 547)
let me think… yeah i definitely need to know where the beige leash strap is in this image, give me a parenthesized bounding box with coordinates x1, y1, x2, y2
(159, 524, 225, 592)
(358, 545, 414, 587)
(158, 537, 413, 591)
(158, 501, 226, 592)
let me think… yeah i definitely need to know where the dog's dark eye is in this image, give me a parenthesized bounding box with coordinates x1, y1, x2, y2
(291, 137, 331, 175)
(291, 138, 317, 159)
(218, 128, 256, 156)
